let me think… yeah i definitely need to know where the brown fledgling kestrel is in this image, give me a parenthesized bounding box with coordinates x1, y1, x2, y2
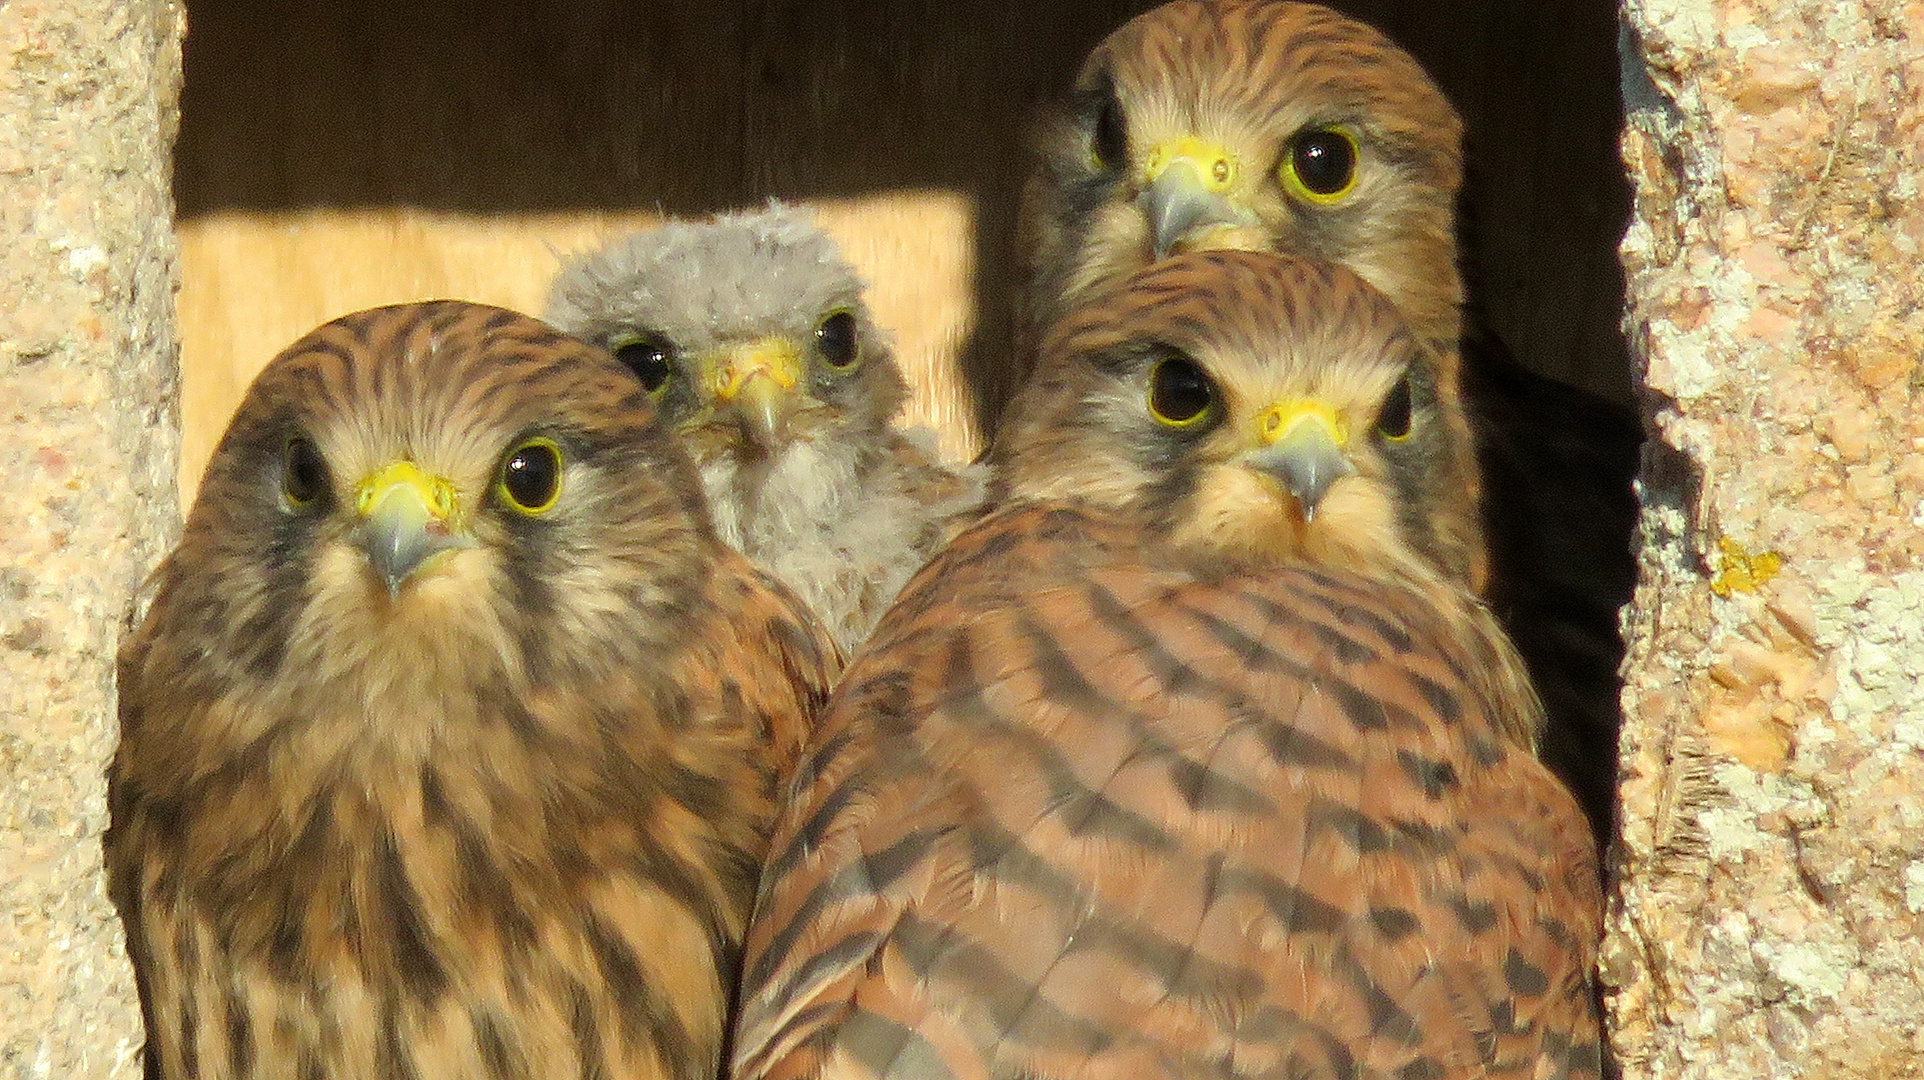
(729, 252, 1603, 1080)
(545, 203, 984, 654)
(1017, 0, 1639, 848)
(106, 302, 838, 1080)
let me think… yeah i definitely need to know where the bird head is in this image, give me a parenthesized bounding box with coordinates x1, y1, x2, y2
(992, 249, 1483, 591)
(544, 203, 907, 472)
(170, 302, 717, 701)
(1031, 0, 1465, 350)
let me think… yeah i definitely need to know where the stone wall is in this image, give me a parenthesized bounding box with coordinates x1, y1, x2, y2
(1609, 0, 1924, 1074)
(0, 3, 183, 1076)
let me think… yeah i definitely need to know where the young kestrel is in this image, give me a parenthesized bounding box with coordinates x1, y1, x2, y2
(546, 203, 983, 653)
(729, 252, 1603, 1080)
(1017, 0, 1639, 848)
(107, 302, 837, 1080)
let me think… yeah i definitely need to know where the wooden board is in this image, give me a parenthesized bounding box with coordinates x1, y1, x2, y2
(178, 196, 980, 502)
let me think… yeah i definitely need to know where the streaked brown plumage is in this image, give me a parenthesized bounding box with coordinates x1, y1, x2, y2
(730, 252, 1602, 1080)
(106, 302, 837, 1080)
(1018, 0, 1638, 849)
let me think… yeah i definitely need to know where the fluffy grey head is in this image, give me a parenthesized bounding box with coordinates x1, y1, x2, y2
(548, 202, 865, 354)
(545, 201, 908, 457)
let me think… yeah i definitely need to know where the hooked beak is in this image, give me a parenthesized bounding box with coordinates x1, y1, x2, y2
(703, 337, 803, 451)
(1140, 138, 1249, 258)
(1243, 400, 1354, 520)
(354, 461, 475, 596)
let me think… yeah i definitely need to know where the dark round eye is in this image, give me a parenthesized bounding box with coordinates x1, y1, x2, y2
(613, 334, 676, 393)
(1283, 126, 1359, 202)
(1091, 89, 1128, 171)
(1147, 354, 1214, 427)
(1375, 375, 1413, 440)
(281, 435, 328, 507)
(816, 311, 859, 369)
(498, 438, 563, 514)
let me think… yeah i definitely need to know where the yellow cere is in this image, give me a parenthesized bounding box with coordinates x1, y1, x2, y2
(1710, 536, 1784, 598)
(1258, 399, 1349, 448)
(355, 460, 459, 521)
(707, 337, 803, 400)
(1145, 136, 1239, 192)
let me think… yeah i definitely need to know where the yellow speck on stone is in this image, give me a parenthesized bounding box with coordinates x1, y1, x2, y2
(1711, 536, 1784, 598)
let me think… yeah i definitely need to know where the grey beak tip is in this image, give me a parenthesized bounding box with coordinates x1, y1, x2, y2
(363, 520, 434, 596)
(1282, 463, 1338, 517)
(1247, 437, 1353, 519)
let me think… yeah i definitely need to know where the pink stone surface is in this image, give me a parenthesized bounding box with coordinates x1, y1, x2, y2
(1613, 0, 1924, 1074)
(0, 3, 182, 1076)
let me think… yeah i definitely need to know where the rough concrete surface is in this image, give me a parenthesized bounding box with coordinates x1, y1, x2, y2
(1611, 0, 1924, 1075)
(0, 2, 183, 1077)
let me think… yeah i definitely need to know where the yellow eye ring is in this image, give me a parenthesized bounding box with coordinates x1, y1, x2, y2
(497, 437, 564, 515)
(281, 435, 328, 508)
(1089, 88, 1127, 172)
(1146, 355, 1214, 428)
(1280, 126, 1360, 205)
(1375, 376, 1414, 442)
